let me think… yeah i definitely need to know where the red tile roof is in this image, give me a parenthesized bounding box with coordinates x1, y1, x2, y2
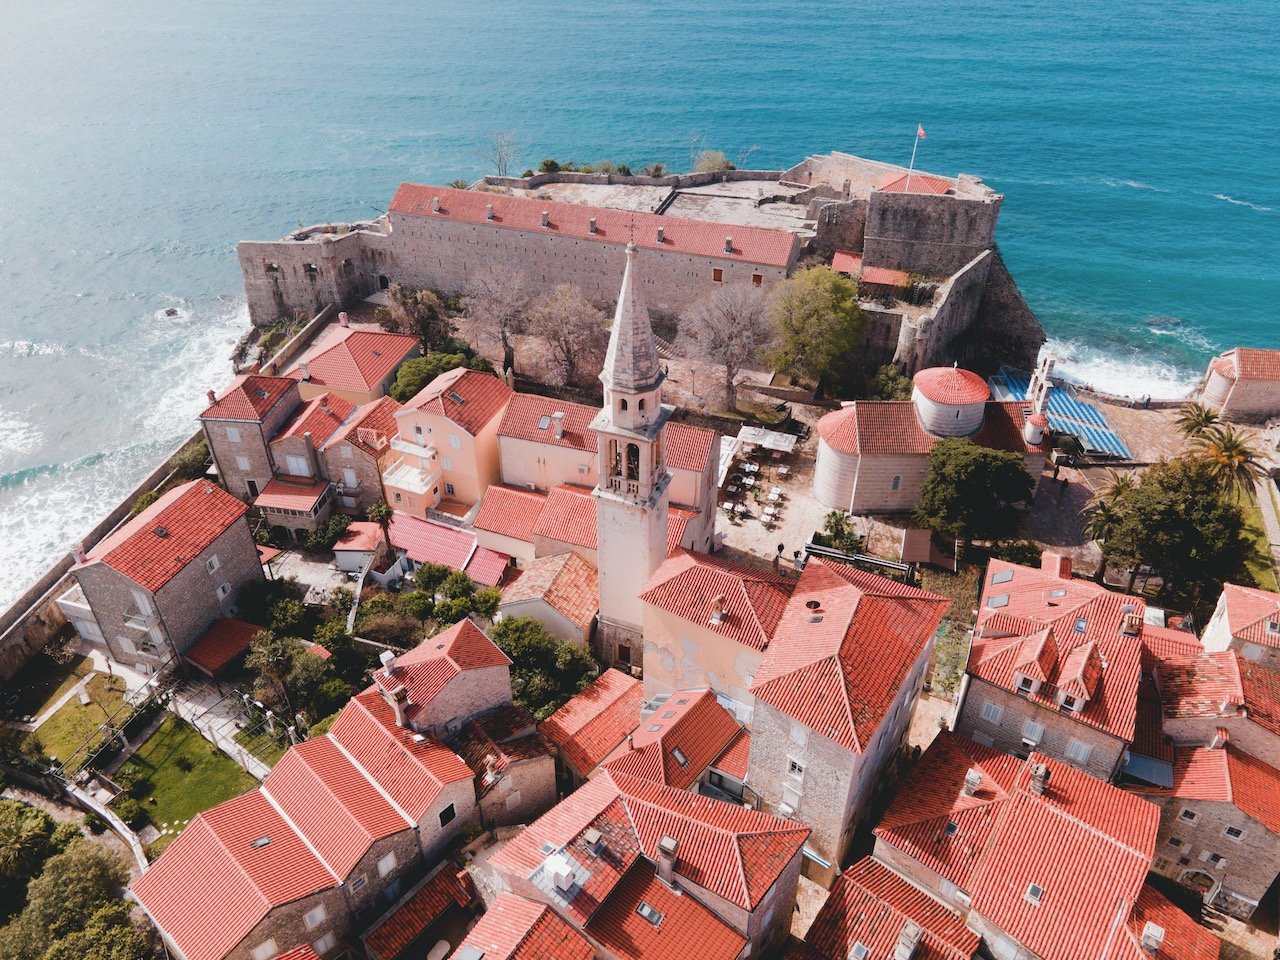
(1155, 651, 1244, 722)
(1217, 582, 1280, 648)
(83, 481, 249, 593)
(285, 328, 420, 395)
(323, 394, 401, 458)
(801, 857, 979, 960)
(1238, 656, 1280, 739)
(273, 393, 356, 446)
(816, 401, 1047, 456)
(584, 860, 747, 960)
(532, 484, 598, 549)
(262, 735, 413, 877)
(390, 183, 798, 268)
(184, 617, 262, 676)
(861, 265, 911, 288)
(970, 558, 1146, 742)
(499, 393, 598, 452)
(913, 367, 991, 405)
(327, 687, 473, 820)
(201, 375, 298, 422)
(373, 619, 510, 725)
(254, 477, 330, 512)
(334, 521, 382, 553)
(388, 513, 475, 570)
(1225, 347, 1280, 382)
(131, 790, 337, 960)
(465, 546, 510, 588)
(1139, 624, 1203, 674)
(1132, 743, 1280, 833)
(400, 367, 512, 436)
(362, 865, 472, 960)
(711, 728, 751, 781)
(877, 172, 953, 195)
(665, 421, 718, 473)
(876, 733, 1158, 960)
(457, 893, 596, 960)
(751, 558, 949, 752)
(604, 690, 741, 790)
(1119, 884, 1221, 960)
(831, 250, 863, 276)
(641, 551, 794, 652)
(473, 485, 548, 543)
(501, 551, 599, 630)
(274, 948, 320, 960)
(541, 669, 644, 777)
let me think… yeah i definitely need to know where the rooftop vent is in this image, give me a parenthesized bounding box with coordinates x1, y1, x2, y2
(485, 203, 495, 221)
(1140, 921, 1165, 953)
(723, 236, 733, 254)
(154, 526, 169, 539)
(1122, 612, 1143, 636)
(895, 921, 924, 960)
(850, 944, 870, 960)
(657, 835, 679, 885)
(250, 836, 271, 849)
(709, 595, 727, 625)
(432, 196, 441, 213)
(963, 767, 982, 796)
(1029, 763, 1050, 795)
(583, 827, 605, 855)
(656, 226, 665, 243)
(552, 864, 576, 893)
(589, 217, 598, 235)
(206, 388, 217, 404)
(379, 649, 395, 670)
(541, 210, 550, 228)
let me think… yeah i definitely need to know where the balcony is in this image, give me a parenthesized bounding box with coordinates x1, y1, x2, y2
(123, 611, 158, 630)
(390, 437, 438, 460)
(56, 583, 93, 621)
(383, 459, 441, 497)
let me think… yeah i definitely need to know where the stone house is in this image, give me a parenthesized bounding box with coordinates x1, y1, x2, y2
(812, 365, 1049, 514)
(1201, 581, 1280, 670)
(281, 325, 421, 406)
(952, 553, 1145, 781)
(1155, 650, 1280, 769)
(456, 704, 557, 829)
(1131, 739, 1280, 919)
(601, 689, 742, 795)
(746, 558, 949, 886)
(199, 374, 302, 500)
(318, 395, 401, 512)
(1200, 347, 1280, 422)
(638, 550, 795, 722)
(471, 484, 546, 565)
(267, 393, 354, 483)
(491, 769, 808, 960)
(387, 367, 512, 511)
(60, 480, 263, 672)
(498, 551, 599, 648)
(540, 668, 644, 786)
(871, 734, 1210, 960)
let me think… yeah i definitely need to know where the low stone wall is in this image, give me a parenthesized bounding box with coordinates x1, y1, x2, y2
(481, 169, 785, 191)
(258, 304, 336, 376)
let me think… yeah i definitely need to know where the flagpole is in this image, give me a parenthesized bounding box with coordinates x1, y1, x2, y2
(905, 128, 920, 193)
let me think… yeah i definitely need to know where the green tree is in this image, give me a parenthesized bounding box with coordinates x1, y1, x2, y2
(398, 591, 436, 621)
(286, 651, 333, 719)
(473, 587, 502, 620)
(768, 266, 865, 397)
(489, 617, 596, 719)
(863, 363, 913, 401)
(39, 902, 148, 960)
(914, 439, 1035, 545)
(0, 802, 55, 923)
(380, 285, 453, 350)
(245, 631, 303, 716)
(442, 571, 475, 600)
(269, 598, 307, 634)
(1082, 500, 1123, 583)
(1175, 401, 1220, 442)
(1105, 457, 1255, 602)
(415, 562, 454, 595)
(389, 351, 495, 402)
(1086, 468, 1135, 510)
(821, 511, 860, 553)
(1191, 425, 1267, 500)
(129, 490, 159, 516)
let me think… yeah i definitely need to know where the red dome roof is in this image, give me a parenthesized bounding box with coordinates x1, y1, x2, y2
(817, 406, 860, 455)
(913, 366, 990, 405)
(1029, 412, 1049, 427)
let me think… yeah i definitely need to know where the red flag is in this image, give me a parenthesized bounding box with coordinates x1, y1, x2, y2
(917, 125, 927, 140)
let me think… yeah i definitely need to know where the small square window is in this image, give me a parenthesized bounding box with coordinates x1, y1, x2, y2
(787, 759, 804, 779)
(312, 933, 336, 955)
(351, 874, 366, 891)
(752, 273, 763, 287)
(304, 904, 327, 930)
(1167, 837, 1183, 849)
(712, 268, 724, 283)
(987, 594, 1010, 609)
(206, 555, 221, 574)
(445, 482, 456, 496)
(944, 821, 959, 837)
(235, 456, 251, 471)
(636, 902, 664, 926)
(217, 582, 232, 600)
(890, 475, 901, 491)
(226, 426, 242, 443)
(378, 852, 397, 877)
(449, 434, 462, 450)
(1179, 808, 1198, 823)
(439, 803, 456, 827)
(250, 940, 278, 960)
(1065, 738, 1092, 763)
(1267, 621, 1280, 635)
(671, 747, 689, 767)
(1225, 825, 1245, 840)
(1025, 883, 1044, 906)
(1073, 618, 1088, 633)
(393, 492, 402, 503)
(981, 701, 1003, 726)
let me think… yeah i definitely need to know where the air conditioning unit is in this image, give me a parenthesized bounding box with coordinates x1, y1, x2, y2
(552, 866, 576, 892)
(777, 803, 794, 817)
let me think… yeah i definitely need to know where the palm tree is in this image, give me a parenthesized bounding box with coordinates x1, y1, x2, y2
(1175, 402, 1220, 442)
(1082, 500, 1122, 583)
(367, 499, 396, 573)
(1086, 468, 1135, 510)
(1192, 425, 1268, 500)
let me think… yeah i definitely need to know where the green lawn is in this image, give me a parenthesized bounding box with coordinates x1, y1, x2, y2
(118, 716, 257, 851)
(234, 725, 289, 767)
(1239, 494, 1280, 592)
(30, 674, 129, 772)
(4, 653, 95, 719)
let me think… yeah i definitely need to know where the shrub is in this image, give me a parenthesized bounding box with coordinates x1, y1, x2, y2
(130, 490, 160, 516)
(328, 586, 355, 613)
(538, 158, 561, 173)
(303, 515, 352, 553)
(398, 591, 435, 621)
(170, 439, 210, 480)
(174, 756, 194, 773)
(415, 563, 453, 595)
(473, 587, 502, 619)
(358, 613, 423, 647)
(111, 796, 149, 830)
(308, 711, 341, 736)
(314, 678, 355, 718)
(83, 814, 106, 836)
(125, 778, 152, 801)
(359, 593, 396, 617)
(442, 571, 475, 599)
(434, 598, 473, 624)
(520, 169, 535, 178)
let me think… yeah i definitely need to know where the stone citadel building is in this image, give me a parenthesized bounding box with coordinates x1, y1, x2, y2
(238, 152, 1046, 375)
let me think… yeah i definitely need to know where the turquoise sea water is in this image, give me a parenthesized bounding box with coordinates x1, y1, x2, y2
(0, 0, 1277, 607)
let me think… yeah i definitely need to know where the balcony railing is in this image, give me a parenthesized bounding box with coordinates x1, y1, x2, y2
(123, 611, 158, 630)
(606, 476, 641, 497)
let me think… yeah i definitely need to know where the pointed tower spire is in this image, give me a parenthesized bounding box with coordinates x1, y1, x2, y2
(600, 243, 665, 395)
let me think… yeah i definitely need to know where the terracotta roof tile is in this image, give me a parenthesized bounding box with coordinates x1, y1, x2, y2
(751, 559, 948, 752)
(877, 172, 953, 195)
(334, 521, 382, 553)
(184, 617, 262, 676)
(1133, 743, 1280, 833)
(373, 619, 510, 724)
(388, 514, 475, 570)
(273, 393, 357, 446)
(711, 728, 751, 781)
(1227, 347, 1280, 382)
(254, 477, 330, 512)
(501, 551, 599, 630)
(457, 705, 552, 791)
(532, 484, 598, 549)
(831, 250, 863, 275)
(285, 328, 420, 395)
(817, 401, 1047, 457)
(498, 393, 598, 452)
(802, 857, 979, 960)
(362, 866, 472, 960)
(456, 893, 595, 960)
(541, 669, 644, 776)
(274, 947, 320, 960)
(641, 551, 794, 653)
(1218, 582, 1280, 648)
(860, 265, 911, 287)
(474, 485, 548, 543)
(1156, 652, 1244, 722)
(913, 367, 991, 405)
(1119, 884, 1221, 960)
(604, 690, 741, 790)
(201, 374, 297, 422)
(322, 394, 402, 457)
(82, 480, 249, 593)
(665, 421, 718, 472)
(464, 546, 510, 587)
(390, 184, 798, 268)
(400, 367, 512, 435)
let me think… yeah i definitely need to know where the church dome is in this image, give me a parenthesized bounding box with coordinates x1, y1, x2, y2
(912, 365, 989, 438)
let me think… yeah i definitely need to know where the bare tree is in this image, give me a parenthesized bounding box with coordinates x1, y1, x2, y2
(684, 285, 774, 410)
(478, 131, 518, 177)
(525, 284, 610, 386)
(735, 144, 761, 169)
(464, 264, 529, 374)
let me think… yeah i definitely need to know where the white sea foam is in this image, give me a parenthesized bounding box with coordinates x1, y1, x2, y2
(1212, 193, 1274, 213)
(1042, 338, 1201, 401)
(0, 408, 45, 466)
(1099, 177, 1168, 193)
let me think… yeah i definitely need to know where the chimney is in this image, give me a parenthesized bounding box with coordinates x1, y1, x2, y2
(656, 226, 664, 244)
(1140, 921, 1165, 953)
(583, 827, 605, 856)
(656, 835, 678, 885)
(550, 410, 565, 440)
(1210, 726, 1230, 750)
(894, 921, 924, 960)
(723, 236, 734, 254)
(626, 733, 635, 751)
(963, 767, 982, 796)
(387, 684, 410, 728)
(1040, 551, 1071, 580)
(1219, 695, 1243, 715)
(540, 210, 550, 228)
(1122, 612, 1143, 636)
(206, 388, 217, 404)
(485, 203, 495, 221)
(1029, 762, 1050, 796)
(379, 649, 396, 673)
(431, 196, 441, 213)
(338, 311, 350, 327)
(71, 543, 87, 564)
(299, 361, 311, 381)
(708, 595, 726, 625)
(588, 217, 598, 235)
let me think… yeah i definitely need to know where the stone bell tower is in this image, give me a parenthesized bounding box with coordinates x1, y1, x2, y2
(592, 243, 673, 669)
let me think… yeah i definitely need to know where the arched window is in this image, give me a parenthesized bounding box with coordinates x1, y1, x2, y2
(638, 398, 646, 412)
(620, 399, 628, 412)
(626, 443, 640, 481)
